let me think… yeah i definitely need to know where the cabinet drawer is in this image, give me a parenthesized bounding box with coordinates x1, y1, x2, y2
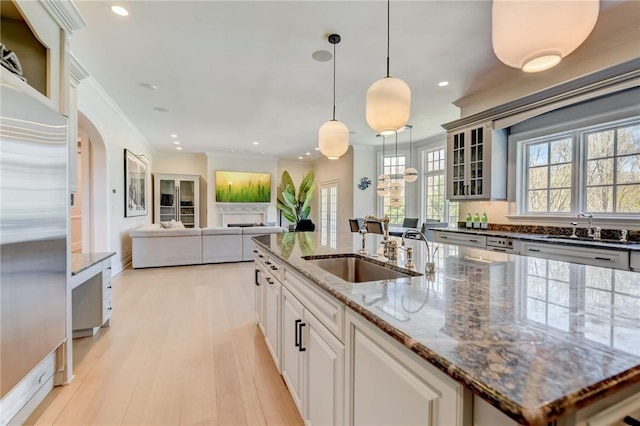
(521, 242, 629, 270)
(434, 231, 487, 248)
(102, 294, 112, 323)
(283, 268, 344, 342)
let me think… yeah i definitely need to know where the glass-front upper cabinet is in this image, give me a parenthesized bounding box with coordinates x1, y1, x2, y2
(446, 122, 507, 200)
(153, 174, 200, 228)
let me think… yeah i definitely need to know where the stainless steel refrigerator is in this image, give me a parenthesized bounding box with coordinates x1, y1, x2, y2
(0, 79, 68, 410)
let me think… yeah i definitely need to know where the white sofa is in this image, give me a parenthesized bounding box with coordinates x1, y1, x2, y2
(130, 224, 287, 268)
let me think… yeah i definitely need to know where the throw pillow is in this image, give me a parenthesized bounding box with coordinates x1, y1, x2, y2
(168, 220, 185, 229)
(160, 221, 170, 229)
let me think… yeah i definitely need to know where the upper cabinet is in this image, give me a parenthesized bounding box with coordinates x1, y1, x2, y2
(447, 121, 507, 200)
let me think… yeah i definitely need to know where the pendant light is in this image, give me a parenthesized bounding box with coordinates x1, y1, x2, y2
(389, 131, 404, 208)
(319, 34, 349, 160)
(365, 0, 411, 135)
(492, 0, 599, 73)
(403, 125, 417, 182)
(376, 134, 390, 197)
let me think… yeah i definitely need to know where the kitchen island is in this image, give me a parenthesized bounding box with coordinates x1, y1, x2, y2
(252, 231, 640, 425)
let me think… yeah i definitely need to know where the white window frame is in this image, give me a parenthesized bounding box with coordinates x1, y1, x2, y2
(511, 114, 640, 224)
(377, 150, 407, 226)
(422, 146, 458, 226)
(319, 180, 338, 248)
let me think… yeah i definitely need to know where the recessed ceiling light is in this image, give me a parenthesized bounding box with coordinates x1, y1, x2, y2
(438, 81, 449, 87)
(110, 5, 128, 16)
(154, 107, 169, 112)
(298, 156, 304, 160)
(312, 50, 332, 62)
(173, 141, 180, 145)
(230, 148, 235, 152)
(176, 146, 182, 151)
(314, 147, 320, 151)
(252, 141, 259, 145)
(170, 134, 178, 138)
(261, 151, 265, 154)
(140, 82, 157, 90)
(305, 152, 311, 156)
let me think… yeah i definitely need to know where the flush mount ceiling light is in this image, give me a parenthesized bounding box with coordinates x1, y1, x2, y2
(492, 0, 599, 73)
(403, 125, 418, 183)
(319, 34, 349, 160)
(366, 0, 411, 136)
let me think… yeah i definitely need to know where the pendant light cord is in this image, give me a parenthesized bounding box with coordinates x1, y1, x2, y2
(386, 0, 390, 78)
(332, 41, 336, 121)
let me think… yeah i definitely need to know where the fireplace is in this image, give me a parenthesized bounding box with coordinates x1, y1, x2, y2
(217, 204, 269, 227)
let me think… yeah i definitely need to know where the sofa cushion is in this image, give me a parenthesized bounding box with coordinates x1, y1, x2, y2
(201, 227, 242, 235)
(130, 227, 201, 237)
(242, 226, 287, 235)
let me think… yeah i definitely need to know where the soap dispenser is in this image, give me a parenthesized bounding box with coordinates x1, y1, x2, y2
(481, 211, 488, 230)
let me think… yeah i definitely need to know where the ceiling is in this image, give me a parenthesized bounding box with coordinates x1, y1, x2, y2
(68, 1, 617, 161)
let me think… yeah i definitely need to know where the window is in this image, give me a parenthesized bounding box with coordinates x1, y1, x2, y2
(518, 118, 640, 216)
(585, 123, 640, 213)
(381, 154, 405, 225)
(423, 147, 458, 226)
(319, 181, 338, 248)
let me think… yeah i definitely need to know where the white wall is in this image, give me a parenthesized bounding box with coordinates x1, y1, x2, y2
(77, 77, 154, 273)
(206, 153, 279, 226)
(313, 146, 354, 235)
(352, 145, 376, 219)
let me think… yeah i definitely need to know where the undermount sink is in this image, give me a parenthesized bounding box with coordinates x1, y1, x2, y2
(303, 254, 422, 283)
(540, 235, 640, 245)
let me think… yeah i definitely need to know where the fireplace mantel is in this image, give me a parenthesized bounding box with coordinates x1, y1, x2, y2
(217, 203, 269, 226)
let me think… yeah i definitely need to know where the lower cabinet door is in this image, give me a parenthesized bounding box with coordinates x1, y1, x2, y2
(281, 287, 305, 417)
(347, 310, 467, 426)
(305, 311, 345, 426)
(254, 266, 265, 332)
(264, 276, 281, 371)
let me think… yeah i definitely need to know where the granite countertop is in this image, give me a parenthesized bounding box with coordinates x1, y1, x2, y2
(253, 232, 640, 425)
(71, 252, 116, 275)
(432, 227, 640, 252)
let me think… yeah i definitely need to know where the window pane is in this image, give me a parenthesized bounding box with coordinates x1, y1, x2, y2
(528, 190, 548, 212)
(617, 154, 640, 184)
(528, 143, 548, 166)
(616, 184, 640, 212)
(587, 186, 614, 212)
(529, 166, 548, 189)
(617, 124, 640, 156)
(587, 158, 614, 185)
(587, 130, 614, 159)
(549, 164, 572, 188)
(550, 138, 572, 164)
(548, 189, 571, 212)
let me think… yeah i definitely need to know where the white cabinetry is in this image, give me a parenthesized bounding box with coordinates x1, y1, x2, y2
(281, 286, 345, 426)
(72, 256, 113, 338)
(153, 173, 200, 228)
(631, 251, 640, 271)
(433, 230, 487, 248)
(254, 248, 283, 370)
(447, 122, 507, 200)
(520, 241, 630, 270)
(345, 309, 469, 426)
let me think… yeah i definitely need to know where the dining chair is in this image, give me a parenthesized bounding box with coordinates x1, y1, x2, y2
(402, 217, 419, 228)
(365, 221, 385, 235)
(349, 218, 363, 233)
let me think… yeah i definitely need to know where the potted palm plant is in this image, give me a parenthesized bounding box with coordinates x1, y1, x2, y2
(277, 171, 315, 231)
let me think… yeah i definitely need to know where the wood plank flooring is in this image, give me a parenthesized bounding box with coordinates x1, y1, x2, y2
(25, 262, 303, 426)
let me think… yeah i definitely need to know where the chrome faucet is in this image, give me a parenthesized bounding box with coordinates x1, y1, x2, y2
(578, 212, 594, 238)
(363, 214, 395, 259)
(400, 228, 430, 270)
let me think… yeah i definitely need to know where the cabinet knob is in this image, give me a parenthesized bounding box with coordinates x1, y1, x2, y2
(108, 307, 112, 311)
(107, 285, 112, 289)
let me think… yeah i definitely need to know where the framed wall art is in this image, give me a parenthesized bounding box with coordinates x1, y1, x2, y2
(124, 149, 148, 217)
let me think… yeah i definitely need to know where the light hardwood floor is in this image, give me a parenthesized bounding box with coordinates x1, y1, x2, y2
(26, 262, 303, 426)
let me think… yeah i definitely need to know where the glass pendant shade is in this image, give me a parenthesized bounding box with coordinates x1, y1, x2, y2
(376, 185, 390, 197)
(492, 0, 599, 73)
(403, 167, 418, 182)
(389, 197, 402, 208)
(366, 77, 411, 135)
(319, 119, 349, 160)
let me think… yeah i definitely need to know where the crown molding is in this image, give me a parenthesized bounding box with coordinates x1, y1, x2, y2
(69, 54, 89, 87)
(40, 0, 86, 35)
